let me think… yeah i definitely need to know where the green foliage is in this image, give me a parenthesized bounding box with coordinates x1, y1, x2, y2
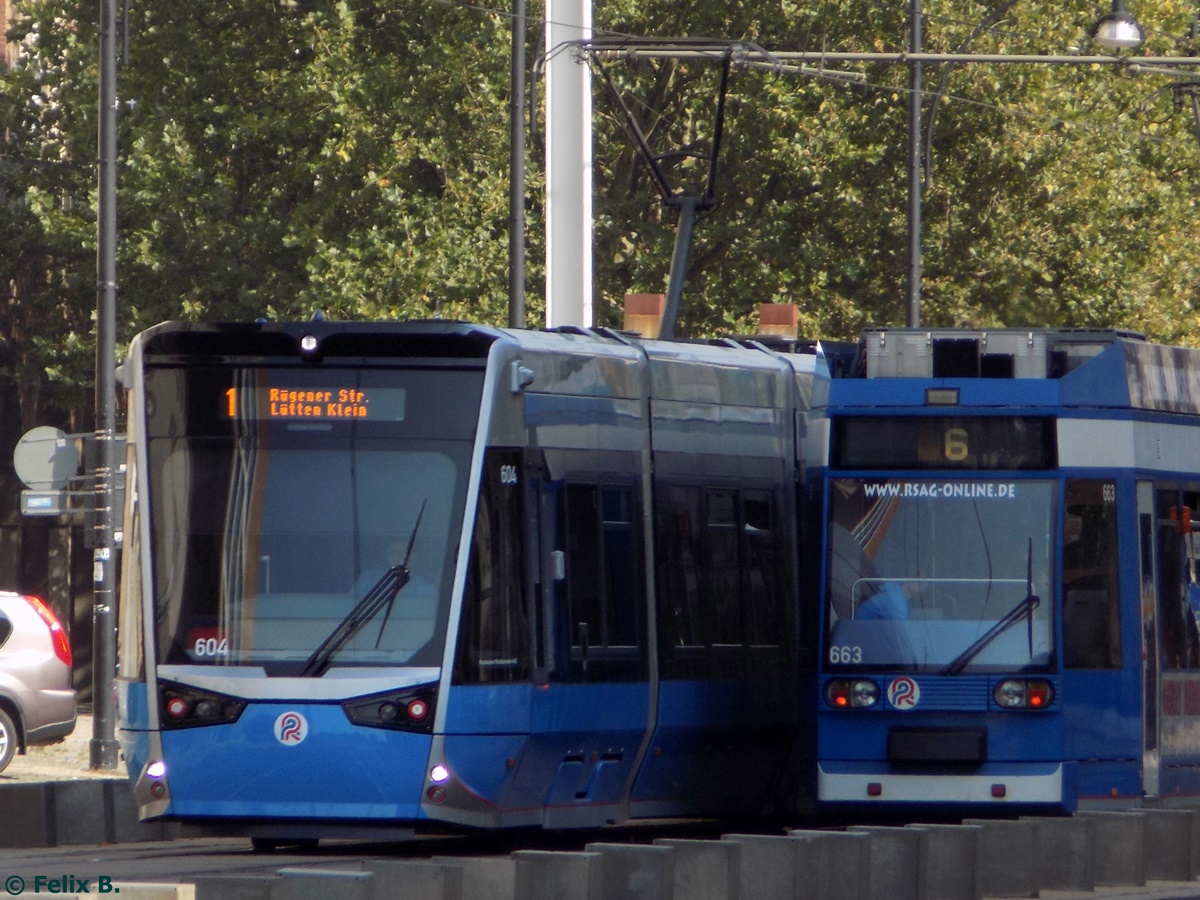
(2, 0, 1199, 422)
(588, 0, 1200, 341)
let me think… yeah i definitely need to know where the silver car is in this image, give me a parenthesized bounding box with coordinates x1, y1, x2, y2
(0, 591, 77, 772)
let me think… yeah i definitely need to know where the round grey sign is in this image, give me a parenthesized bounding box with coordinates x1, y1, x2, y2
(13, 426, 79, 489)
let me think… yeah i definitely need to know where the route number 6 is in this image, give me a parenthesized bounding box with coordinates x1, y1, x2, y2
(944, 427, 969, 462)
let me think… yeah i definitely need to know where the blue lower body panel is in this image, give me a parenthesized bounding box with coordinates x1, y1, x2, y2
(160, 703, 431, 821)
(631, 679, 794, 817)
(117, 679, 152, 788)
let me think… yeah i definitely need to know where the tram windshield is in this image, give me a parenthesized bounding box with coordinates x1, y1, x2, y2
(144, 365, 482, 674)
(825, 478, 1054, 673)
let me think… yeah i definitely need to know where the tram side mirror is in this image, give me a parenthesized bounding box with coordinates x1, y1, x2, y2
(511, 361, 535, 394)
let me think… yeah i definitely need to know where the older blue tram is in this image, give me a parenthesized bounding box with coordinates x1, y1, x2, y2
(115, 320, 826, 844)
(817, 328, 1200, 813)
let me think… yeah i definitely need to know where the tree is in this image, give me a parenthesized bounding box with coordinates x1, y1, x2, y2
(1, 0, 99, 423)
(1, 0, 534, 423)
(585, 0, 1200, 341)
(2, 0, 1198, 435)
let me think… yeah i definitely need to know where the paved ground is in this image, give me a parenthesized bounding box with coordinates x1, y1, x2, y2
(0, 714, 122, 783)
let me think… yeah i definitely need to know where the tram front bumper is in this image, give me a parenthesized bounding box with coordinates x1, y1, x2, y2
(817, 760, 1064, 806)
(144, 704, 435, 822)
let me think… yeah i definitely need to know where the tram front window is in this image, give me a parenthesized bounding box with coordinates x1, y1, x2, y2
(825, 478, 1054, 673)
(144, 366, 479, 674)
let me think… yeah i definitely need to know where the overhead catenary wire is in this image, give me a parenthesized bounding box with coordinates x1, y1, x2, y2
(430, 0, 1200, 148)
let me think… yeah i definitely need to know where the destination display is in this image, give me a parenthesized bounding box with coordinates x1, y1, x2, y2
(223, 386, 405, 421)
(832, 415, 1056, 470)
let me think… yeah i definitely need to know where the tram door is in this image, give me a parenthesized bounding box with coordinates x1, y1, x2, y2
(523, 467, 653, 828)
(1061, 479, 1139, 805)
(1143, 485, 1200, 800)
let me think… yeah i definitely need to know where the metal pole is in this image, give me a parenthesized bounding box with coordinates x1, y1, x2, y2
(508, 0, 527, 329)
(545, 0, 593, 328)
(91, 0, 120, 772)
(657, 196, 702, 342)
(906, 0, 923, 327)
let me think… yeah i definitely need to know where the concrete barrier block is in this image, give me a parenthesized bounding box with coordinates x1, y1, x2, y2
(963, 818, 1038, 897)
(361, 860, 461, 900)
(432, 855, 516, 900)
(1140, 809, 1197, 882)
(909, 823, 980, 900)
(51, 779, 109, 845)
(586, 843, 674, 900)
(1078, 811, 1146, 886)
(653, 838, 738, 900)
(271, 869, 374, 900)
(788, 829, 871, 900)
(1189, 809, 1200, 881)
(100, 886, 196, 900)
(193, 875, 277, 900)
(32, 884, 193, 900)
(722, 833, 806, 900)
(0, 783, 53, 847)
(849, 826, 922, 900)
(1021, 815, 1094, 891)
(513, 850, 603, 900)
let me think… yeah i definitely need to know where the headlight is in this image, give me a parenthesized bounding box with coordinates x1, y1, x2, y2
(826, 678, 880, 708)
(994, 678, 1054, 709)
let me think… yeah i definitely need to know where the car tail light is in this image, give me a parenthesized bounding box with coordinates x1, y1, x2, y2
(25, 595, 72, 667)
(994, 678, 1055, 709)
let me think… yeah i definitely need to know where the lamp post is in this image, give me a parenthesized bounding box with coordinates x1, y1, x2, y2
(508, 0, 526, 329)
(906, 0, 923, 327)
(91, 0, 120, 772)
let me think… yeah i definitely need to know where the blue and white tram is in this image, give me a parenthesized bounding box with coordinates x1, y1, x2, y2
(115, 320, 826, 842)
(816, 327, 1200, 813)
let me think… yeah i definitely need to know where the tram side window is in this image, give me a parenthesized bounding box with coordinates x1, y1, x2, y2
(658, 485, 788, 679)
(743, 491, 787, 670)
(455, 452, 528, 684)
(118, 456, 145, 680)
(705, 490, 745, 655)
(658, 486, 706, 678)
(560, 483, 644, 681)
(1062, 480, 1121, 669)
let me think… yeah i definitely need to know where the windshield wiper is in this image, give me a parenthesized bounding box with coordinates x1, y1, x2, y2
(299, 500, 426, 678)
(940, 538, 1040, 676)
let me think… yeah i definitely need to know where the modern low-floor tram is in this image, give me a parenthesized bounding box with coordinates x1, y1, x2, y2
(115, 320, 827, 843)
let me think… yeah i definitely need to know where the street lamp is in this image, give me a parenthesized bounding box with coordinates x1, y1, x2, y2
(1092, 0, 1147, 51)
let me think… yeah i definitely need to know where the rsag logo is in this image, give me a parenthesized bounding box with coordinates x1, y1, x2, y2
(274, 711, 308, 745)
(887, 676, 920, 709)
